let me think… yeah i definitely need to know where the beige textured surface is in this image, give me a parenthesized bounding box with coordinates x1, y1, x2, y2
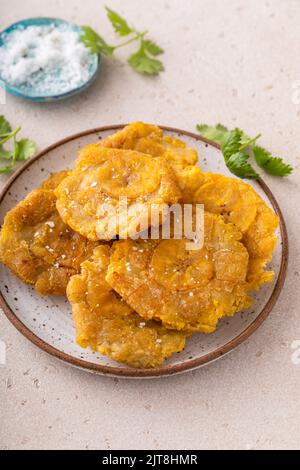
(0, 0, 300, 450)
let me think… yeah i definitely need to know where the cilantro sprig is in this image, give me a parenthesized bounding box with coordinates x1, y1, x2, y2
(196, 123, 292, 179)
(0, 115, 37, 174)
(80, 7, 164, 76)
(253, 146, 292, 176)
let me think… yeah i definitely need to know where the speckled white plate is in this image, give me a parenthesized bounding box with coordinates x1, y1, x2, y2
(0, 125, 288, 378)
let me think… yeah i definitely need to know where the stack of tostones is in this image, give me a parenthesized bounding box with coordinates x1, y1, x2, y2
(0, 172, 98, 296)
(0, 122, 279, 368)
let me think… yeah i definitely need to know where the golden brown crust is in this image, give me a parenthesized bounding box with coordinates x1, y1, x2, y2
(80, 122, 204, 202)
(67, 246, 187, 368)
(106, 212, 252, 333)
(55, 147, 181, 241)
(193, 173, 279, 288)
(0, 172, 98, 296)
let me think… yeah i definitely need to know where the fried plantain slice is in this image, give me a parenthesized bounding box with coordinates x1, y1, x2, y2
(78, 122, 204, 202)
(106, 212, 252, 333)
(0, 172, 98, 296)
(193, 173, 279, 289)
(67, 245, 187, 368)
(55, 147, 181, 241)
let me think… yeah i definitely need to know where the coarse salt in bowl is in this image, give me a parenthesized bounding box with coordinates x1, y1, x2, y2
(0, 18, 100, 102)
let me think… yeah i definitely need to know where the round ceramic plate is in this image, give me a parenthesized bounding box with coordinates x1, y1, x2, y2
(0, 126, 288, 378)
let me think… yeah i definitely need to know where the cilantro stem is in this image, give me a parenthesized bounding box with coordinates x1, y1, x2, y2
(114, 30, 148, 50)
(0, 164, 14, 174)
(12, 135, 18, 165)
(239, 133, 261, 151)
(0, 132, 13, 138)
(0, 126, 21, 146)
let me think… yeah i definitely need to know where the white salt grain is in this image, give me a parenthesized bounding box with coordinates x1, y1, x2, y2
(0, 24, 95, 95)
(45, 221, 55, 228)
(125, 262, 132, 272)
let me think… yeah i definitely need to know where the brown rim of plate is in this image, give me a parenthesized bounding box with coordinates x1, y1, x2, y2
(0, 124, 289, 378)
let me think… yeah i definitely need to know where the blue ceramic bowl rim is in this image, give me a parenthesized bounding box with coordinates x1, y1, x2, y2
(0, 17, 100, 102)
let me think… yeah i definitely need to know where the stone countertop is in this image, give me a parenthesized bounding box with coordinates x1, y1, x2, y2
(0, 0, 300, 450)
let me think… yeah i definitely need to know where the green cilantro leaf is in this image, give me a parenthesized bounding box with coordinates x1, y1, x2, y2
(0, 116, 37, 173)
(0, 148, 13, 160)
(15, 139, 37, 161)
(197, 123, 258, 149)
(253, 146, 293, 176)
(0, 115, 12, 136)
(0, 163, 14, 174)
(196, 123, 230, 146)
(220, 129, 259, 179)
(142, 39, 164, 56)
(105, 7, 133, 36)
(226, 152, 259, 179)
(221, 128, 243, 160)
(80, 26, 115, 56)
(128, 47, 164, 75)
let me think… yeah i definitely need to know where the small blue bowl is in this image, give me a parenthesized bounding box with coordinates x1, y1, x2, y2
(0, 17, 100, 102)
